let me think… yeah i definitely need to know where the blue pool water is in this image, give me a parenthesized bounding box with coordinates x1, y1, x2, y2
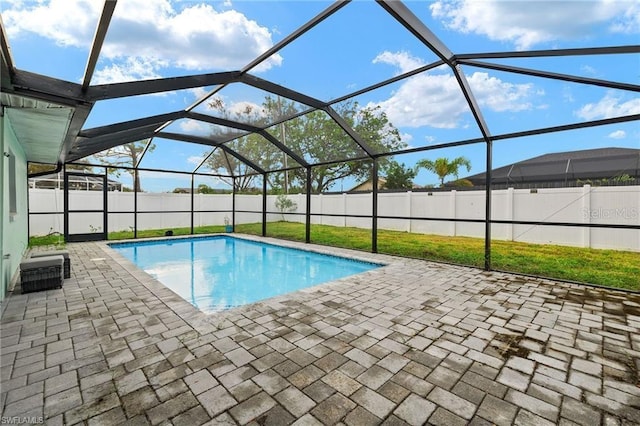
(110, 236, 381, 313)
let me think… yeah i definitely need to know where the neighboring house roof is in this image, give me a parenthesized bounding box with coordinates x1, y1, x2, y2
(464, 147, 640, 186)
(349, 178, 387, 192)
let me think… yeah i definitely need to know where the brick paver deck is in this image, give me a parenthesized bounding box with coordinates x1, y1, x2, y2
(1, 235, 639, 425)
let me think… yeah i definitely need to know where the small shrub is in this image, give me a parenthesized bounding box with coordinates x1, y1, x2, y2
(275, 194, 297, 221)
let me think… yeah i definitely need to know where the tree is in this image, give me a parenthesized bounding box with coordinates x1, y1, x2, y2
(382, 161, 416, 190)
(90, 140, 154, 192)
(197, 184, 215, 194)
(205, 96, 404, 193)
(278, 100, 405, 192)
(205, 97, 284, 192)
(448, 178, 473, 188)
(415, 156, 472, 187)
(206, 146, 264, 192)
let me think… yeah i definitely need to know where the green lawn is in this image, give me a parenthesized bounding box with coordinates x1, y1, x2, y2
(28, 233, 66, 248)
(250, 222, 639, 291)
(29, 221, 639, 291)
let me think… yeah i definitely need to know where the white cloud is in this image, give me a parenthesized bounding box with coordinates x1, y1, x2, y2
(3, 0, 281, 82)
(3, 0, 102, 47)
(609, 1, 640, 33)
(580, 65, 598, 76)
(562, 87, 575, 103)
(92, 57, 165, 85)
(575, 91, 640, 120)
(369, 69, 535, 129)
(370, 73, 465, 128)
(373, 51, 426, 74)
(180, 119, 208, 133)
(203, 96, 266, 121)
(430, 0, 638, 50)
(400, 132, 414, 146)
(187, 155, 207, 165)
(188, 87, 212, 104)
(467, 72, 533, 112)
(608, 130, 626, 139)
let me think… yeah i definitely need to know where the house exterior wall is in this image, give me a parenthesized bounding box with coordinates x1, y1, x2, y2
(1, 112, 29, 302)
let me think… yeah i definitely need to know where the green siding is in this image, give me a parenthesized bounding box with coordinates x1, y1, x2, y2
(1, 114, 29, 301)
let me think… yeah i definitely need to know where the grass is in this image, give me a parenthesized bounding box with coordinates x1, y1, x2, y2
(28, 233, 66, 248)
(108, 225, 226, 240)
(29, 221, 639, 291)
(245, 222, 640, 291)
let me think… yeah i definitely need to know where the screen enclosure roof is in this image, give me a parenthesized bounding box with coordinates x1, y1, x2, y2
(1, 0, 638, 180)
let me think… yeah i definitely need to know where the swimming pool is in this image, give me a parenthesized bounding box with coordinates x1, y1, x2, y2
(109, 236, 382, 313)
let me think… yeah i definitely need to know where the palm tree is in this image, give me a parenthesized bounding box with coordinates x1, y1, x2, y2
(415, 156, 472, 187)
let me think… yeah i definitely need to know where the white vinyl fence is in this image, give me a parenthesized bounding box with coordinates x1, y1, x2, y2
(29, 185, 639, 251)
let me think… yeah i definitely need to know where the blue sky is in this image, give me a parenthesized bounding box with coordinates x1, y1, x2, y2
(2, 0, 639, 191)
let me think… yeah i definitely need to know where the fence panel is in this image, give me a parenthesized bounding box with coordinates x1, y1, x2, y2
(28, 186, 640, 251)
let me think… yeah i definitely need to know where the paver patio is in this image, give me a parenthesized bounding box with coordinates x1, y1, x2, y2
(1, 235, 639, 425)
